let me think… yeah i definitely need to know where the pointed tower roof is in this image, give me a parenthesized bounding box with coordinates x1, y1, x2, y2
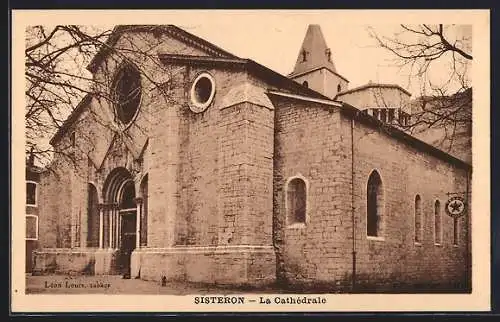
(290, 24, 337, 76)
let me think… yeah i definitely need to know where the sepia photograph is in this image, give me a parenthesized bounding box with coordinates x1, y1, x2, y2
(12, 9, 490, 312)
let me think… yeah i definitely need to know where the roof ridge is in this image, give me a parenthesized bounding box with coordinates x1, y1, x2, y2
(87, 24, 239, 73)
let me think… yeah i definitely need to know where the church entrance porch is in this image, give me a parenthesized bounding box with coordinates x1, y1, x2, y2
(97, 167, 143, 277)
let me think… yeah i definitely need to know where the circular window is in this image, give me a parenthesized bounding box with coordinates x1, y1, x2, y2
(189, 72, 216, 113)
(113, 64, 142, 125)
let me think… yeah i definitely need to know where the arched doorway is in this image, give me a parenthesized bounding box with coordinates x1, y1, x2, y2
(117, 179, 137, 278)
(102, 167, 137, 278)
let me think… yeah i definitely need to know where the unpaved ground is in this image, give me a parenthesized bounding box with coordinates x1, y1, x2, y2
(24, 274, 279, 295)
(24, 274, 468, 295)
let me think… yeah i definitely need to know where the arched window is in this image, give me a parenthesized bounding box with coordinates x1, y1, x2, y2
(87, 183, 100, 247)
(302, 81, 309, 88)
(414, 195, 423, 243)
(325, 48, 332, 62)
(70, 131, 76, 148)
(367, 170, 383, 237)
(286, 177, 307, 225)
(140, 175, 148, 247)
(337, 84, 341, 93)
(434, 200, 442, 244)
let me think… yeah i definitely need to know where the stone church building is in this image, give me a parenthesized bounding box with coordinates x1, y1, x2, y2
(33, 24, 471, 291)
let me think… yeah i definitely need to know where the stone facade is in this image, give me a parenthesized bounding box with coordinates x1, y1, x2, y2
(33, 24, 471, 291)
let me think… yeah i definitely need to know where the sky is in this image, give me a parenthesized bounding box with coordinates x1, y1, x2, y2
(33, 11, 473, 99)
(181, 21, 471, 97)
(79, 11, 471, 98)
(183, 22, 410, 90)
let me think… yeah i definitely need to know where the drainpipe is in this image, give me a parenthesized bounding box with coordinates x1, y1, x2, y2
(351, 117, 356, 292)
(465, 168, 471, 291)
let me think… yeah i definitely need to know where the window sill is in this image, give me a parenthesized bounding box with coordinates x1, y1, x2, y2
(434, 243, 443, 247)
(287, 223, 307, 229)
(367, 236, 385, 241)
(25, 238, 38, 241)
(26, 204, 38, 208)
(453, 244, 459, 248)
(414, 242, 423, 246)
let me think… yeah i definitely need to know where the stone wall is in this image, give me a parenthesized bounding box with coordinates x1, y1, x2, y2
(32, 249, 117, 276)
(271, 94, 470, 291)
(341, 114, 470, 290)
(37, 45, 278, 285)
(131, 246, 275, 286)
(134, 65, 277, 284)
(291, 68, 348, 100)
(337, 86, 411, 113)
(272, 96, 353, 286)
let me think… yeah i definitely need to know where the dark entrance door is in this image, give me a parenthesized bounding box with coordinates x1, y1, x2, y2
(118, 211, 136, 278)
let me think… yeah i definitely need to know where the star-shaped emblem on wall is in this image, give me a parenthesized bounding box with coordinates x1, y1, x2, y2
(446, 196, 466, 217)
(449, 200, 463, 213)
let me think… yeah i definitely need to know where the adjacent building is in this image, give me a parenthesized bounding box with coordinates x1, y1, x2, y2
(26, 151, 43, 273)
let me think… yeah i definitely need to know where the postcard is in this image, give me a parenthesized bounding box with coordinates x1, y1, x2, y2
(11, 9, 491, 313)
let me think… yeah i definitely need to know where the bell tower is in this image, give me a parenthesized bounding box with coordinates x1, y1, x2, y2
(289, 24, 349, 99)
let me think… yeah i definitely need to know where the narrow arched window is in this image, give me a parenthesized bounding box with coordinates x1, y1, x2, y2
(120, 180, 136, 210)
(434, 200, 442, 245)
(367, 171, 383, 237)
(414, 195, 423, 243)
(302, 81, 309, 88)
(87, 183, 99, 247)
(70, 131, 76, 147)
(337, 84, 341, 93)
(140, 175, 148, 247)
(286, 177, 307, 225)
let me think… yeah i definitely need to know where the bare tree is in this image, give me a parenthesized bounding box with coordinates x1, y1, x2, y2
(25, 25, 181, 169)
(367, 24, 472, 162)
